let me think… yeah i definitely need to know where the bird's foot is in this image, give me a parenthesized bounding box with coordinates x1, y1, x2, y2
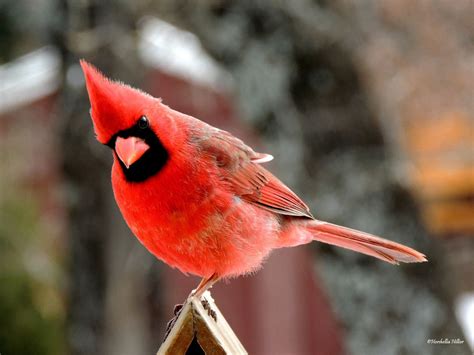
(189, 273, 219, 300)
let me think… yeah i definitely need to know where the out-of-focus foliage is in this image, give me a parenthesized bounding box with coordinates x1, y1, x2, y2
(0, 112, 66, 354)
(0, 194, 64, 355)
(0, 1, 16, 62)
(0, 0, 55, 62)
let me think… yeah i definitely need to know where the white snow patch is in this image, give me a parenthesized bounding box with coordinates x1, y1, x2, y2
(138, 16, 232, 91)
(455, 292, 474, 350)
(0, 46, 61, 114)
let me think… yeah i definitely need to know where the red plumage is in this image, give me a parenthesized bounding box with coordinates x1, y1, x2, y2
(81, 61, 426, 293)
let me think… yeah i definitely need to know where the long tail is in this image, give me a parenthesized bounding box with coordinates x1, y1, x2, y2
(307, 221, 427, 264)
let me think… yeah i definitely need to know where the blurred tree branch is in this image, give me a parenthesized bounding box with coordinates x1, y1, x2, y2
(53, 1, 164, 354)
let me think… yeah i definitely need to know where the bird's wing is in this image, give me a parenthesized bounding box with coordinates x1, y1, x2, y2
(196, 128, 313, 219)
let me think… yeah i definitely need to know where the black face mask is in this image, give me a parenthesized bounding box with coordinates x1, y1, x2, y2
(107, 116, 169, 182)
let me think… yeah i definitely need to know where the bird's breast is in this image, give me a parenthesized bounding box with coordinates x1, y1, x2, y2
(111, 158, 279, 277)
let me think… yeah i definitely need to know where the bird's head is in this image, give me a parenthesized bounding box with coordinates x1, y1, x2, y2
(80, 60, 172, 182)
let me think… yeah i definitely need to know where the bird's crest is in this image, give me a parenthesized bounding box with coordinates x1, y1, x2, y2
(80, 60, 158, 144)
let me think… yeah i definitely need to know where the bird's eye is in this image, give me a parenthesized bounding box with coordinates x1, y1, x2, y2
(138, 116, 149, 129)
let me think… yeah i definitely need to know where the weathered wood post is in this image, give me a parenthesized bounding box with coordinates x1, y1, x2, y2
(158, 291, 247, 354)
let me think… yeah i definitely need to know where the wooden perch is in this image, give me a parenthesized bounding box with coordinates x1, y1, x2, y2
(157, 291, 247, 355)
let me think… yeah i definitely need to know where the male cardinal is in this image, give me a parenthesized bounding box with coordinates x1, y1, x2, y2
(80, 61, 426, 296)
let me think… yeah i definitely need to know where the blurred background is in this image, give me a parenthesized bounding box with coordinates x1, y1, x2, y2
(0, 1, 473, 354)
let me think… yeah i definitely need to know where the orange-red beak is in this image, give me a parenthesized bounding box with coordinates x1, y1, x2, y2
(115, 137, 149, 168)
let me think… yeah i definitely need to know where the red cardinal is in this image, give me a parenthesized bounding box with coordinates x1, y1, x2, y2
(80, 61, 426, 295)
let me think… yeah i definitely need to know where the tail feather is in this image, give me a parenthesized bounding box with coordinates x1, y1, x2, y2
(308, 221, 427, 264)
